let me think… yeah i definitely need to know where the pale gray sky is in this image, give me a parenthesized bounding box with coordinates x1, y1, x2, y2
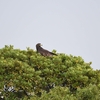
(0, 0, 100, 69)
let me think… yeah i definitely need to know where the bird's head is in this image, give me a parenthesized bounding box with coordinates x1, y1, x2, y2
(37, 43, 42, 46)
(36, 43, 42, 48)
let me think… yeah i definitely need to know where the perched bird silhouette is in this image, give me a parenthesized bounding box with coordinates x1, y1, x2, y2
(36, 43, 57, 56)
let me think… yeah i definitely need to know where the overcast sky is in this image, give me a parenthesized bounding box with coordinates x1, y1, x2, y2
(0, 0, 100, 70)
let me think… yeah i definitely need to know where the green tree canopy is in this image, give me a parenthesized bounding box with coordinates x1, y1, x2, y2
(0, 45, 100, 100)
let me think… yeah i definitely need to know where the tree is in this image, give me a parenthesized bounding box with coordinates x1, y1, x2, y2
(0, 45, 100, 99)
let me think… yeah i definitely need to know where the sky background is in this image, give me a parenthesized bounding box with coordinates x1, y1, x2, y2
(0, 0, 100, 69)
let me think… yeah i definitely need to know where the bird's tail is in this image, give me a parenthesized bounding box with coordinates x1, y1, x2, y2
(50, 52, 57, 56)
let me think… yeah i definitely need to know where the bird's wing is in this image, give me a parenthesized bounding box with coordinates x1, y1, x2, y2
(39, 49, 57, 56)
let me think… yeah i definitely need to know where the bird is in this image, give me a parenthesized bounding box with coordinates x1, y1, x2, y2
(36, 43, 57, 57)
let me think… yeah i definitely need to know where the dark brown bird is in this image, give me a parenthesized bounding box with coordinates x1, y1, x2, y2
(36, 43, 57, 56)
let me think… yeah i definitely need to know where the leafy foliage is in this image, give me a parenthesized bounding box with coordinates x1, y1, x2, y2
(0, 45, 100, 99)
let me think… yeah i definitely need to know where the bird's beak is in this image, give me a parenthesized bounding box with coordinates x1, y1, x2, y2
(40, 44, 43, 46)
